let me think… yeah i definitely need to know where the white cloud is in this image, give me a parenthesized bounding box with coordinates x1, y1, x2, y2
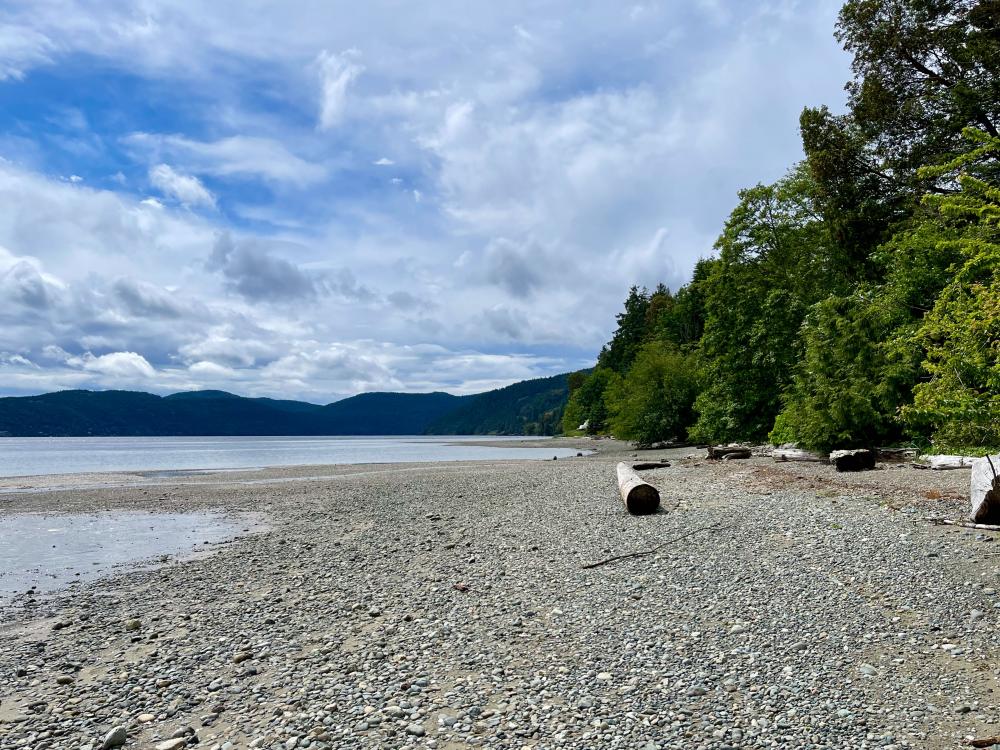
(0, 0, 853, 399)
(127, 133, 326, 187)
(71, 351, 157, 379)
(149, 163, 216, 208)
(316, 48, 364, 130)
(0, 25, 53, 80)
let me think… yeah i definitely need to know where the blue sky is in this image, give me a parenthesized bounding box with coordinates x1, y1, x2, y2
(0, 0, 851, 402)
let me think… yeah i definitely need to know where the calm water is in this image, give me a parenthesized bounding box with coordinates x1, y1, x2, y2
(0, 435, 580, 477)
(0, 511, 253, 601)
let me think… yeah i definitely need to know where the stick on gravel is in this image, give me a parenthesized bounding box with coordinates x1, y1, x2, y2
(582, 522, 727, 570)
(617, 461, 660, 515)
(925, 517, 1000, 531)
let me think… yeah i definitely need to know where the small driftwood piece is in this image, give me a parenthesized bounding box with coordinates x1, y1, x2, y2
(631, 461, 671, 470)
(617, 462, 660, 515)
(925, 517, 1000, 532)
(966, 737, 1000, 748)
(707, 445, 751, 460)
(582, 522, 726, 570)
(773, 448, 826, 463)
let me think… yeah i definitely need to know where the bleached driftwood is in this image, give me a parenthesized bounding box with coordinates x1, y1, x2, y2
(971, 455, 1000, 523)
(616, 462, 660, 515)
(925, 454, 976, 470)
(773, 448, 826, 463)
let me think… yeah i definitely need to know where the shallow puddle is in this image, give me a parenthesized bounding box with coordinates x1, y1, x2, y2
(0, 511, 254, 602)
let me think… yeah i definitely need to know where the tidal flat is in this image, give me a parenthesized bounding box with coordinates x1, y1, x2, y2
(0, 440, 996, 749)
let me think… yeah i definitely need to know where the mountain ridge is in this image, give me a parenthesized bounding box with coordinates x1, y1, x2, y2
(0, 375, 571, 437)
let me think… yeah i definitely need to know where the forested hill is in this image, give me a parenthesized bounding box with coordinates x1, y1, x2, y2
(563, 0, 1000, 454)
(0, 375, 571, 436)
(425, 372, 570, 435)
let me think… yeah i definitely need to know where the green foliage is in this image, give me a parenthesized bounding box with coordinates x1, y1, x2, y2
(561, 367, 615, 434)
(604, 342, 700, 447)
(772, 294, 917, 451)
(597, 286, 652, 374)
(902, 131, 1000, 451)
(837, 0, 1000, 183)
(573, 5, 1000, 453)
(691, 165, 843, 443)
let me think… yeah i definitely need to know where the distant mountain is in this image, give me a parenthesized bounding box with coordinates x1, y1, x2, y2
(425, 372, 570, 436)
(321, 391, 465, 435)
(0, 375, 570, 437)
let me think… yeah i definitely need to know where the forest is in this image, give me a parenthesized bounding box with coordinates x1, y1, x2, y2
(564, 0, 1000, 454)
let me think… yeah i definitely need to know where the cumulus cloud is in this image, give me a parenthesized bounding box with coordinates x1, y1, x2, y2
(69, 351, 157, 379)
(316, 49, 364, 129)
(480, 238, 546, 299)
(0, 0, 852, 399)
(208, 233, 318, 302)
(111, 277, 187, 319)
(149, 164, 216, 208)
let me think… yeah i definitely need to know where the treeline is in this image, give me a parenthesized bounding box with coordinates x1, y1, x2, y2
(564, 0, 1000, 454)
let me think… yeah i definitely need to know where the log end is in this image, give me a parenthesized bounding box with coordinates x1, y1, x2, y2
(625, 484, 660, 515)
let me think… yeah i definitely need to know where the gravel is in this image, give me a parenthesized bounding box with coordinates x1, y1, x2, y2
(0, 441, 997, 749)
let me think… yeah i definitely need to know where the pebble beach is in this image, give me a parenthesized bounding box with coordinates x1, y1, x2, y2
(1, 441, 998, 750)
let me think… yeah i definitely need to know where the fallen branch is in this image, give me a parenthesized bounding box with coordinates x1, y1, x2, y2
(967, 737, 1000, 748)
(925, 517, 1000, 531)
(582, 522, 728, 570)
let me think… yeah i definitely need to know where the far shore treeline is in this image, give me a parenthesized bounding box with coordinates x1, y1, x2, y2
(564, 0, 1000, 454)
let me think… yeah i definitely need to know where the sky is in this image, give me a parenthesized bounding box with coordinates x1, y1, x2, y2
(0, 0, 852, 403)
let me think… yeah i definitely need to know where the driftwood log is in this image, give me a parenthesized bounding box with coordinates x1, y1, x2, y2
(927, 454, 976, 470)
(707, 445, 751, 460)
(966, 735, 1000, 748)
(773, 448, 826, 463)
(830, 448, 876, 472)
(616, 462, 660, 515)
(631, 461, 671, 470)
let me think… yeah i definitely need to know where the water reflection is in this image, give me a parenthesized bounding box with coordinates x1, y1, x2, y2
(0, 511, 251, 601)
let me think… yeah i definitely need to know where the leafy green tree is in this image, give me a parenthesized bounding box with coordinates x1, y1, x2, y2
(770, 293, 920, 450)
(604, 342, 700, 447)
(800, 106, 904, 273)
(561, 367, 615, 434)
(691, 165, 843, 443)
(902, 130, 1000, 451)
(837, 0, 1000, 183)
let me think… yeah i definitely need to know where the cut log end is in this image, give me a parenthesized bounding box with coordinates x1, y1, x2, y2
(625, 484, 660, 515)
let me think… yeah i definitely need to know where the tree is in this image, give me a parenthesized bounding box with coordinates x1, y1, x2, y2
(604, 342, 700, 447)
(902, 129, 1000, 451)
(691, 165, 843, 443)
(596, 286, 651, 374)
(561, 367, 615, 434)
(837, 0, 1000, 184)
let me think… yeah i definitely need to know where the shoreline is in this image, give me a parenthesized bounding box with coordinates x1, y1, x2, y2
(0, 445, 995, 749)
(0, 436, 599, 488)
